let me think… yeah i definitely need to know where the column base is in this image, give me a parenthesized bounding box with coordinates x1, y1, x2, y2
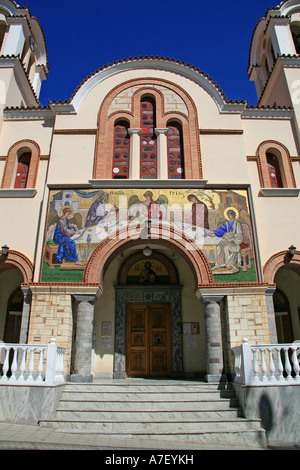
(70, 374, 93, 383)
(205, 373, 227, 383)
(113, 371, 127, 379)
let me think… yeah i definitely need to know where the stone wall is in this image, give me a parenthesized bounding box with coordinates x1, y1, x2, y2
(227, 292, 270, 347)
(233, 383, 300, 447)
(27, 288, 74, 375)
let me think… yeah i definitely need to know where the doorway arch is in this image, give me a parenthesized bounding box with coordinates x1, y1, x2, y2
(83, 224, 213, 288)
(264, 250, 300, 342)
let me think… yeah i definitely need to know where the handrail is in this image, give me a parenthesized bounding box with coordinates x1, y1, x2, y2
(232, 338, 300, 386)
(0, 338, 66, 386)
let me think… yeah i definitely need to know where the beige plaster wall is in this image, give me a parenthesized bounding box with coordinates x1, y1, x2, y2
(0, 160, 48, 262)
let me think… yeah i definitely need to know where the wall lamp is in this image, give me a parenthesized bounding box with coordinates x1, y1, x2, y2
(289, 245, 296, 259)
(1, 244, 9, 259)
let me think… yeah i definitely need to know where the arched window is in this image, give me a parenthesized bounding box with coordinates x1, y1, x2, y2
(266, 152, 283, 188)
(140, 96, 157, 179)
(112, 120, 130, 179)
(14, 151, 31, 188)
(254, 141, 296, 189)
(1, 140, 40, 189)
(167, 121, 184, 179)
(4, 288, 23, 343)
(291, 23, 300, 54)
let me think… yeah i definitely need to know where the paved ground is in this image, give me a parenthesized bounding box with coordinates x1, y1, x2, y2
(0, 421, 297, 451)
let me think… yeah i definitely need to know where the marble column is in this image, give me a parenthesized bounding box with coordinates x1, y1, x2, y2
(19, 286, 32, 344)
(155, 128, 169, 179)
(201, 295, 226, 383)
(71, 294, 98, 382)
(128, 128, 141, 179)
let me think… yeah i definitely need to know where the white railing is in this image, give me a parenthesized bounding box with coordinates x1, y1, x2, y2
(233, 338, 300, 386)
(0, 338, 66, 386)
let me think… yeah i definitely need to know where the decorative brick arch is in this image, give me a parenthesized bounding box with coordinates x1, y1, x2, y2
(263, 250, 300, 284)
(83, 224, 213, 288)
(255, 140, 296, 188)
(0, 249, 34, 284)
(1, 140, 41, 188)
(93, 77, 202, 180)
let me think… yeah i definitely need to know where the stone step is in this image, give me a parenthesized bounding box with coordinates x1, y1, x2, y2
(48, 428, 266, 448)
(38, 380, 267, 448)
(61, 391, 236, 402)
(54, 409, 242, 421)
(39, 417, 262, 433)
(58, 399, 239, 411)
(65, 380, 225, 393)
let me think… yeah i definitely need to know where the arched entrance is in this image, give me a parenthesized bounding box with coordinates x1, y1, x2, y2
(264, 250, 300, 343)
(89, 233, 211, 380)
(0, 249, 33, 344)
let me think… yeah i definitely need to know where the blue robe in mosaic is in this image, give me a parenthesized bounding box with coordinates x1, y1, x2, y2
(53, 217, 78, 262)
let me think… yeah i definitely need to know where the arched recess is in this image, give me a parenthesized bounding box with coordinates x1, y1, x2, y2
(263, 250, 300, 284)
(0, 248, 34, 284)
(255, 141, 296, 188)
(1, 140, 41, 189)
(93, 77, 201, 180)
(83, 225, 213, 289)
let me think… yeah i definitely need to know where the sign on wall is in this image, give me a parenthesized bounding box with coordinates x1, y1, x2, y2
(41, 188, 258, 284)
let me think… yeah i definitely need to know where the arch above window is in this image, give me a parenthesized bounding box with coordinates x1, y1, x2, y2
(255, 140, 296, 189)
(94, 78, 201, 180)
(1, 140, 41, 189)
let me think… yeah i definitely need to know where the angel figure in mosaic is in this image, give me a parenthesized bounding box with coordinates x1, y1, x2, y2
(128, 191, 168, 221)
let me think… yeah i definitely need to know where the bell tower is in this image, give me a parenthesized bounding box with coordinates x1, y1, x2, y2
(0, 0, 48, 110)
(248, 0, 300, 146)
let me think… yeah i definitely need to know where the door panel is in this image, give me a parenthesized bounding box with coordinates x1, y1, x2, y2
(127, 304, 170, 378)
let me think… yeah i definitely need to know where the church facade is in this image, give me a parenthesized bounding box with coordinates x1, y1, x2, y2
(0, 0, 299, 384)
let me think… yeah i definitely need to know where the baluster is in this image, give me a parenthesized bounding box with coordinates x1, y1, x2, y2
(284, 347, 293, 381)
(268, 347, 276, 382)
(18, 347, 26, 382)
(234, 350, 241, 382)
(1, 347, 10, 381)
(276, 347, 284, 381)
(9, 347, 18, 382)
(260, 348, 268, 382)
(27, 348, 35, 382)
(252, 349, 259, 382)
(291, 346, 300, 381)
(36, 348, 44, 383)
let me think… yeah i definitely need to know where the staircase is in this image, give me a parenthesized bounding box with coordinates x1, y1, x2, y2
(39, 380, 267, 448)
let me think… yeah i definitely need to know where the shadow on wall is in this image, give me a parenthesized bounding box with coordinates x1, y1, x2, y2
(259, 393, 274, 434)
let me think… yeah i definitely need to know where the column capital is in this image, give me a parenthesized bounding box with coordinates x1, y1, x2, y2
(155, 128, 169, 136)
(73, 294, 99, 305)
(128, 128, 142, 135)
(21, 286, 32, 298)
(200, 295, 224, 304)
(195, 288, 224, 304)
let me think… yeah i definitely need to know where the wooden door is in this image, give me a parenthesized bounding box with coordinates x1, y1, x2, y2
(127, 304, 171, 378)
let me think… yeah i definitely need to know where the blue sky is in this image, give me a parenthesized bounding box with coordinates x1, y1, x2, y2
(24, 0, 275, 106)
